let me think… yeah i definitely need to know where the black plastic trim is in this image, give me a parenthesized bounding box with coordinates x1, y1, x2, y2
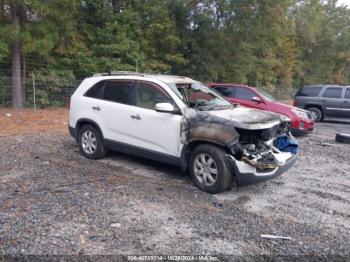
(104, 139, 181, 167)
(69, 125, 75, 138)
(75, 119, 105, 141)
(179, 140, 230, 171)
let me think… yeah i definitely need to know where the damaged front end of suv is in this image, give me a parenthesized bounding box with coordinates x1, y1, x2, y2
(182, 107, 298, 186)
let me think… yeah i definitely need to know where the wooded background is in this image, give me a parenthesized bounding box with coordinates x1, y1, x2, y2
(1, 0, 350, 108)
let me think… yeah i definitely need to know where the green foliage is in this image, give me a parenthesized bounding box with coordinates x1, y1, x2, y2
(28, 70, 78, 107)
(0, 41, 8, 62)
(136, 0, 186, 72)
(294, 0, 350, 86)
(0, 0, 77, 55)
(1, 0, 350, 99)
(34, 69, 77, 87)
(35, 89, 49, 107)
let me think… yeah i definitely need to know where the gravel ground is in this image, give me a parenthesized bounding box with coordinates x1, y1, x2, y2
(0, 118, 349, 260)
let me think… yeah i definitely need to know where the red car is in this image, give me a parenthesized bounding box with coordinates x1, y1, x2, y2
(207, 83, 315, 136)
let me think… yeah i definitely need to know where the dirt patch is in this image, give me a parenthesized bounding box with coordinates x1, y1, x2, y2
(0, 108, 68, 136)
(0, 113, 349, 259)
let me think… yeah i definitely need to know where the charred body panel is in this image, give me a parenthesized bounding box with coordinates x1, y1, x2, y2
(179, 110, 240, 171)
(180, 108, 298, 185)
(183, 111, 240, 147)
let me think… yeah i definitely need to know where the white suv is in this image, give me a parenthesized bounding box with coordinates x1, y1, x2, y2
(69, 72, 298, 193)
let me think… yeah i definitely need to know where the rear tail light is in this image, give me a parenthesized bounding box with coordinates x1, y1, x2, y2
(292, 99, 296, 106)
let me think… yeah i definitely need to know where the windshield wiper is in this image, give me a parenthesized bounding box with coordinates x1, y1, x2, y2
(196, 104, 232, 111)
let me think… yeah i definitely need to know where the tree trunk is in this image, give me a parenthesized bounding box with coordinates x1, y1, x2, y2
(0, 0, 5, 21)
(11, 2, 23, 109)
(22, 52, 26, 102)
(0, 1, 4, 20)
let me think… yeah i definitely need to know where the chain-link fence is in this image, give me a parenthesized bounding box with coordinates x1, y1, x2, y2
(0, 75, 82, 108)
(0, 74, 297, 108)
(0, 77, 13, 107)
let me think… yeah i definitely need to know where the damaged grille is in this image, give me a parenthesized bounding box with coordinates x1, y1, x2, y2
(231, 122, 292, 169)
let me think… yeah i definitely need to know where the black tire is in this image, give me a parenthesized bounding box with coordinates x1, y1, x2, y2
(335, 133, 350, 144)
(78, 124, 106, 159)
(189, 144, 232, 194)
(307, 107, 323, 122)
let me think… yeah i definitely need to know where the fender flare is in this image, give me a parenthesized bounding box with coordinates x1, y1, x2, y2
(179, 139, 233, 171)
(75, 118, 104, 141)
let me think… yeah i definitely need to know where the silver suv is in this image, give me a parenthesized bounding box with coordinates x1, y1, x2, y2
(294, 85, 350, 121)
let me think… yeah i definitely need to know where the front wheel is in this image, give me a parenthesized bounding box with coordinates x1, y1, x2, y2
(189, 144, 232, 194)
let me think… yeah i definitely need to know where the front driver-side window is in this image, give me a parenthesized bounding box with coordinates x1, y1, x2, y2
(214, 86, 232, 97)
(234, 87, 256, 100)
(135, 81, 172, 110)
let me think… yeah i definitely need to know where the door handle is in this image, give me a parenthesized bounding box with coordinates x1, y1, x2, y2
(92, 106, 101, 111)
(130, 114, 141, 120)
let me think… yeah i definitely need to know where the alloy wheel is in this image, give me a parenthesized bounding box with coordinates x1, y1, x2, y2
(81, 130, 97, 155)
(193, 153, 218, 186)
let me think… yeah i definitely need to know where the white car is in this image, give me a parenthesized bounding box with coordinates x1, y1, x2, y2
(69, 72, 298, 193)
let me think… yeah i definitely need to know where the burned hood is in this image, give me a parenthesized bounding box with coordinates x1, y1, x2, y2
(205, 107, 287, 130)
(182, 107, 289, 149)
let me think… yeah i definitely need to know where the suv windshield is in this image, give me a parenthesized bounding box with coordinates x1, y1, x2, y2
(260, 90, 275, 101)
(168, 81, 232, 110)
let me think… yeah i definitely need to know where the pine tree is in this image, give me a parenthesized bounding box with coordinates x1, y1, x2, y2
(0, 0, 76, 108)
(133, 0, 186, 72)
(1, 0, 350, 106)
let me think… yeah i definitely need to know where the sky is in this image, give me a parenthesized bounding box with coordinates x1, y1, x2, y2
(337, 0, 350, 6)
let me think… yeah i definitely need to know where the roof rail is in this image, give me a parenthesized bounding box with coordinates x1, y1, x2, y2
(92, 71, 145, 77)
(149, 74, 193, 80)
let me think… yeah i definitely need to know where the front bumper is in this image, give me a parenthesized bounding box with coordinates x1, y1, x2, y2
(227, 152, 298, 186)
(291, 127, 314, 136)
(291, 119, 314, 136)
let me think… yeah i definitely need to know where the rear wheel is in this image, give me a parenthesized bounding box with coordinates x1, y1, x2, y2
(78, 124, 106, 159)
(189, 144, 232, 194)
(307, 107, 323, 122)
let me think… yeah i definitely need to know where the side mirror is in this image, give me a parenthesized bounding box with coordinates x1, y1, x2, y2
(251, 96, 262, 103)
(155, 102, 175, 113)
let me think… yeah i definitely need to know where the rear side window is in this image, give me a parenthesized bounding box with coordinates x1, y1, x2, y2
(213, 86, 233, 97)
(322, 87, 342, 99)
(102, 81, 133, 104)
(345, 88, 350, 99)
(296, 86, 322, 97)
(233, 87, 256, 100)
(85, 81, 106, 98)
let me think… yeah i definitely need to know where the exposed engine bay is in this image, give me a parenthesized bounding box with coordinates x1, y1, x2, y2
(182, 109, 298, 171)
(231, 121, 298, 170)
